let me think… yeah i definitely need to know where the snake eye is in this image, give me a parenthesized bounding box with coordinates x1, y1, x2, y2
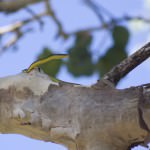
(38, 67, 41, 72)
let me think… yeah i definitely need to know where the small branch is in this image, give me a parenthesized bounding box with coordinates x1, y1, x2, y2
(68, 25, 107, 35)
(0, 12, 46, 35)
(44, 0, 67, 38)
(25, 7, 44, 30)
(0, 12, 46, 52)
(123, 15, 150, 23)
(1, 30, 22, 52)
(84, 0, 105, 23)
(93, 2, 114, 18)
(0, 14, 150, 37)
(45, 0, 61, 26)
(0, 22, 23, 35)
(0, 29, 33, 53)
(102, 42, 150, 85)
(68, 15, 150, 35)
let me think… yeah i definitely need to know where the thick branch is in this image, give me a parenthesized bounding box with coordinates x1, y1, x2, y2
(102, 42, 150, 85)
(0, 69, 150, 150)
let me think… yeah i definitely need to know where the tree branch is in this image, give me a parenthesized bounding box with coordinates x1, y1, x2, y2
(0, 12, 46, 35)
(1, 30, 22, 52)
(68, 15, 150, 35)
(44, 0, 67, 38)
(84, 0, 105, 24)
(0, 0, 43, 12)
(0, 13, 150, 51)
(0, 68, 150, 150)
(25, 7, 44, 30)
(0, 12, 46, 52)
(102, 42, 150, 85)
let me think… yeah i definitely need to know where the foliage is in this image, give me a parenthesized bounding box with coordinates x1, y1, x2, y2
(0, 0, 138, 80)
(97, 25, 129, 76)
(67, 32, 94, 76)
(38, 25, 129, 78)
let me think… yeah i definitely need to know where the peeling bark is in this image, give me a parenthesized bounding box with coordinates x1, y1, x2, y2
(0, 1, 150, 149)
(0, 69, 149, 150)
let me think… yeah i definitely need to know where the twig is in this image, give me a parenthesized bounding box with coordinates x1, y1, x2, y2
(0, 12, 46, 52)
(102, 42, 150, 85)
(0, 22, 23, 35)
(25, 7, 44, 30)
(123, 15, 150, 23)
(1, 13, 150, 37)
(84, 0, 105, 23)
(0, 12, 46, 35)
(68, 25, 108, 35)
(0, 29, 22, 53)
(68, 15, 150, 35)
(94, 2, 114, 18)
(44, 0, 67, 38)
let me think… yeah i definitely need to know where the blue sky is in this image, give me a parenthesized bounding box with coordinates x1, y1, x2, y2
(0, 0, 150, 149)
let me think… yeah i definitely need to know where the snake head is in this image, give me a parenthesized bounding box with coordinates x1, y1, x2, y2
(22, 69, 28, 73)
(22, 67, 41, 73)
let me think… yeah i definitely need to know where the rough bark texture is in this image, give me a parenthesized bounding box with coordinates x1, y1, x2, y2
(0, 69, 149, 150)
(103, 42, 150, 85)
(0, 1, 150, 150)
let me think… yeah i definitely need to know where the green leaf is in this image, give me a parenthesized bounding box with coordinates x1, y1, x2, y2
(112, 25, 129, 47)
(75, 31, 92, 48)
(66, 32, 94, 76)
(97, 45, 127, 77)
